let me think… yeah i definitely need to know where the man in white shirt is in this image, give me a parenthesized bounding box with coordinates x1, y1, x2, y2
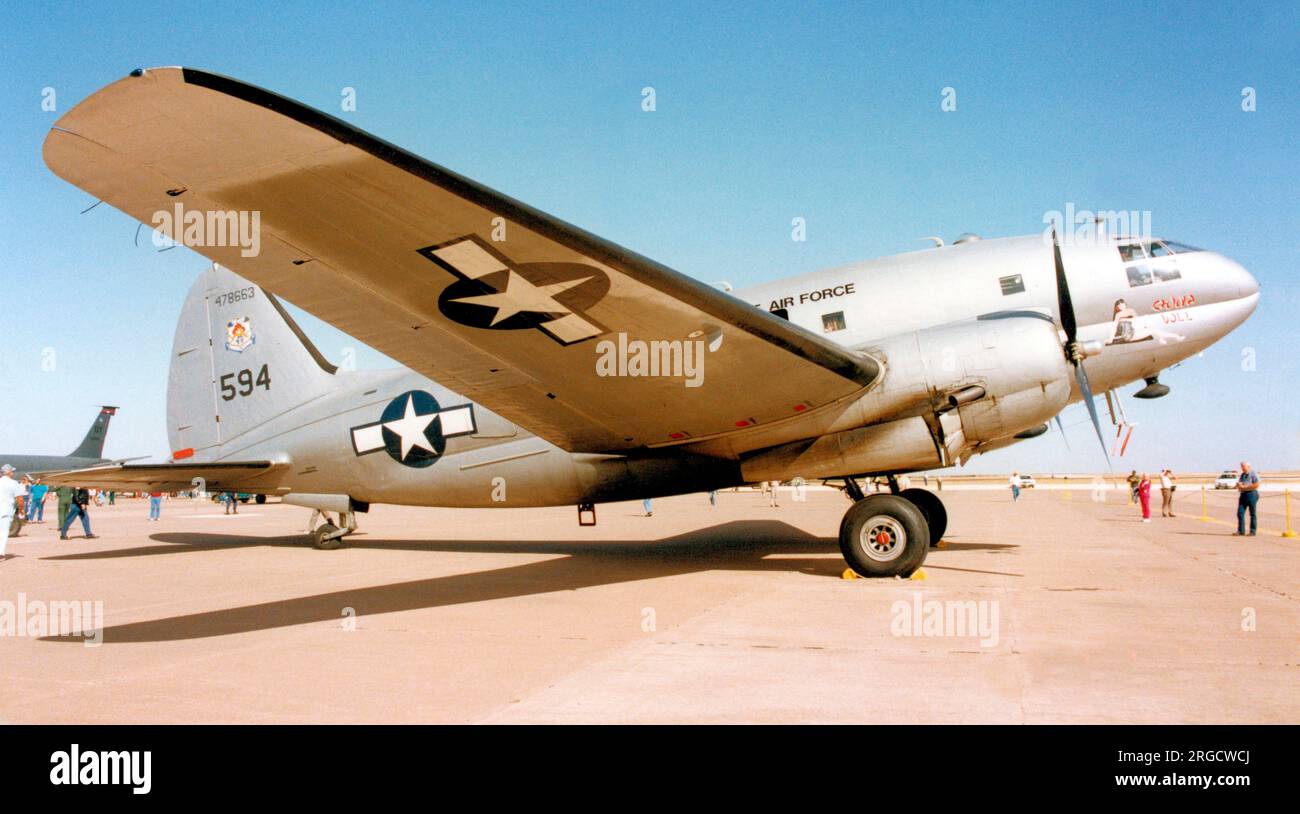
(1160, 469, 1177, 517)
(1009, 472, 1022, 502)
(0, 464, 26, 561)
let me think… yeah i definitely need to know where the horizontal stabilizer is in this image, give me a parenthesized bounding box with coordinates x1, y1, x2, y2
(41, 461, 280, 492)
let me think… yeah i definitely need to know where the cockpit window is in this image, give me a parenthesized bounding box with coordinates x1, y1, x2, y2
(1117, 240, 1203, 262)
(1117, 244, 1146, 263)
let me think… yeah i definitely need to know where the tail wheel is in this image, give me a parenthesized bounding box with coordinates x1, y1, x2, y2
(839, 494, 930, 577)
(312, 523, 343, 550)
(899, 488, 947, 547)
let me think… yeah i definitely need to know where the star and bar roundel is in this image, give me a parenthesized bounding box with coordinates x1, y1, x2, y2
(418, 235, 610, 346)
(350, 390, 476, 468)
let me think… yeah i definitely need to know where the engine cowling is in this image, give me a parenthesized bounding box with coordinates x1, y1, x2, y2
(739, 314, 1072, 481)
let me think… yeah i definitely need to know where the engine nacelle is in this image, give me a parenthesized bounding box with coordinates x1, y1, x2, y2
(740, 314, 1072, 480)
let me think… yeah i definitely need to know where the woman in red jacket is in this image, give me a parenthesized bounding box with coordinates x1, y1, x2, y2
(1138, 473, 1153, 523)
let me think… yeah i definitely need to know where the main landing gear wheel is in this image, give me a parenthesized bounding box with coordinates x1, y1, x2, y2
(312, 523, 343, 550)
(839, 494, 930, 578)
(899, 488, 947, 547)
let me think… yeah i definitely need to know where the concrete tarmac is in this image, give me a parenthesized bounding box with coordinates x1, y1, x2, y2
(0, 488, 1295, 723)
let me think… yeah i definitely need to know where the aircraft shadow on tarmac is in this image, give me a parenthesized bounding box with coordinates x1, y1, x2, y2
(39, 520, 1023, 644)
(38, 520, 837, 644)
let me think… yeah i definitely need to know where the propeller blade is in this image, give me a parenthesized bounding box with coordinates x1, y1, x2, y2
(1052, 226, 1108, 466)
(1074, 362, 1111, 467)
(1051, 226, 1078, 343)
(1054, 415, 1071, 451)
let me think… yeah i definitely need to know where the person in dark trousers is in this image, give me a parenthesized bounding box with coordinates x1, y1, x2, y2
(59, 487, 97, 539)
(1235, 461, 1260, 536)
(1127, 470, 1140, 501)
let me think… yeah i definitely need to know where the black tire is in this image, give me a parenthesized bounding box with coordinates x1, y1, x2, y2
(312, 523, 342, 550)
(900, 488, 947, 547)
(839, 494, 930, 577)
(255, 494, 267, 505)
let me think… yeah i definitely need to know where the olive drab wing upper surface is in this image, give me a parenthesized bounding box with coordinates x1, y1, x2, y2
(43, 67, 879, 454)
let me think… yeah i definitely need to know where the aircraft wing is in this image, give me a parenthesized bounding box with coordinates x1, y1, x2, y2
(43, 67, 879, 454)
(40, 461, 279, 492)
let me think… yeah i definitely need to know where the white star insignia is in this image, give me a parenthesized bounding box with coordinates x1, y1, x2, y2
(450, 270, 593, 325)
(382, 394, 438, 461)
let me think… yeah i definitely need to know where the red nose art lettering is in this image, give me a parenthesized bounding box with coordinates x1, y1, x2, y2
(1152, 293, 1196, 311)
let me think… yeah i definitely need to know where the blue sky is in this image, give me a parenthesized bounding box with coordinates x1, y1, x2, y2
(1, 0, 1297, 474)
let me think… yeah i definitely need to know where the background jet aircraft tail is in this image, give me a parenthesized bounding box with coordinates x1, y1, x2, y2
(168, 264, 339, 460)
(3, 405, 120, 476)
(68, 405, 117, 459)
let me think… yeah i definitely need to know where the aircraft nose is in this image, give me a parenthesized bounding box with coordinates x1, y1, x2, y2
(1221, 255, 1259, 299)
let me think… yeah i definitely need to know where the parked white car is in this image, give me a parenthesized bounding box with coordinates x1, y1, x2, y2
(1214, 471, 1240, 490)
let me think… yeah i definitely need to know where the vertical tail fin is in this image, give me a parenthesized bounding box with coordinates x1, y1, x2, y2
(68, 406, 117, 459)
(167, 265, 338, 459)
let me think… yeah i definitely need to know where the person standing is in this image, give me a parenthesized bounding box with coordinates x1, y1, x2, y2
(708, 490, 717, 507)
(642, 498, 653, 517)
(59, 486, 97, 540)
(55, 484, 73, 530)
(1235, 461, 1260, 536)
(768, 480, 780, 507)
(1138, 473, 1152, 521)
(108, 490, 116, 506)
(148, 490, 162, 521)
(0, 464, 24, 561)
(20, 475, 32, 518)
(1127, 470, 1140, 502)
(1009, 472, 1022, 502)
(1159, 469, 1178, 517)
(29, 477, 49, 523)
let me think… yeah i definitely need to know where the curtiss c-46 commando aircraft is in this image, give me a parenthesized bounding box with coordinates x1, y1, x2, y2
(42, 68, 1259, 577)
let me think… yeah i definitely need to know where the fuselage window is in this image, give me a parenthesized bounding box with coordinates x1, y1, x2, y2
(1126, 264, 1153, 287)
(1152, 265, 1182, 282)
(770, 307, 789, 320)
(999, 274, 1025, 295)
(822, 311, 846, 332)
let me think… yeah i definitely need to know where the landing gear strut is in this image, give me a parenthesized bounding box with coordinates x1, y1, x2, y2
(308, 508, 357, 550)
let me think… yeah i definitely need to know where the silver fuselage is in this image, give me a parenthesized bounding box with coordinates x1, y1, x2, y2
(211, 234, 1259, 507)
